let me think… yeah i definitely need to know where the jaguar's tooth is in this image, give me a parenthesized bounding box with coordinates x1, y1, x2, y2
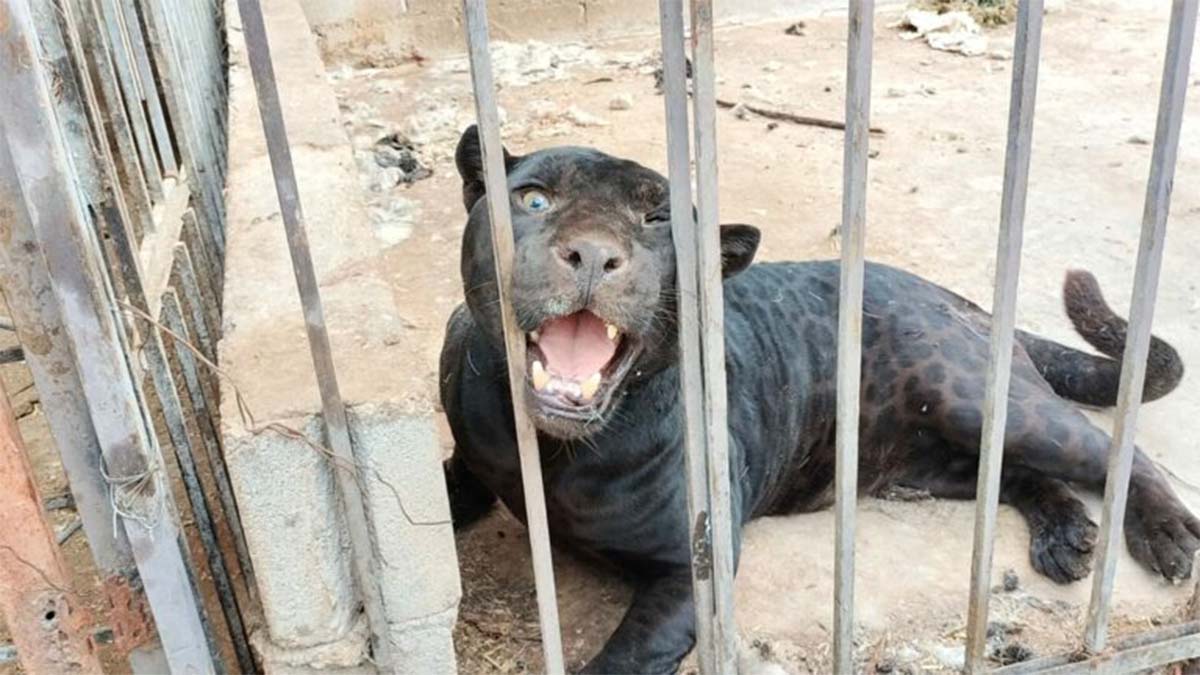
(606, 323, 618, 341)
(580, 372, 602, 401)
(530, 330, 541, 342)
(531, 360, 550, 391)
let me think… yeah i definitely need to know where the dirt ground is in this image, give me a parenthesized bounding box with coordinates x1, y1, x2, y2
(328, 2, 1200, 673)
(328, 2, 1200, 672)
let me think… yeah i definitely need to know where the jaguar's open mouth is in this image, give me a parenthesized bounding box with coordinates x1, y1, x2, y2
(526, 310, 639, 419)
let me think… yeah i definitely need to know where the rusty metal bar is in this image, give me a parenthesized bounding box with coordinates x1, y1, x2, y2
(1084, 0, 1198, 652)
(462, 2, 566, 672)
(996, 619, 1200, 674)
(834, 2, 873, 672)
(161, 290, 259, 606)
(234, 0, 396, 669)
(117, 0, 179, 177)
(0, 1, 216, 670)
(687, 0, 739, 671)
(0, 379, 103, 674)
(964, 2, 1044, 672)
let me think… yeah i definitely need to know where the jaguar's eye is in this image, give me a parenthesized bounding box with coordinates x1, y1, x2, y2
(519, 189, 552, 212)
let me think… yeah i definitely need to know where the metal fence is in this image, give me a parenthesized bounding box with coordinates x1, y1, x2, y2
(0, 0, 253, 673)
(459, 0, 1200, 674)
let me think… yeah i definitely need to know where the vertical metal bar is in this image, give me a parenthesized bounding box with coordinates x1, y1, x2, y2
(139, 297, 254, 673)
(658, 0, 717, 672)
(0, 379, 104, 674)
(834, 2, 873, 672)
(1, 2, 216, 670)
(161, 291, 259, 606)
(0, 94, 167, 675)
(964, 3, 1044, 671)
(461, 3, 566, 673)
(234, 0, 395, 669)
(1084, 0, 1198, 652)
(688, 0, 738, 672)
(117, 0, 179, 177)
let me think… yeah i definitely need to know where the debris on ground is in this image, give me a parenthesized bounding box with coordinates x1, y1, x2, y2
(716, 98, 885, 134)
(372, 133, 433, 185)
(912, 0, 1017, 27)
(652, 56, 693, 93)
(1003, 569, 1020, 592)
(608, 94, 634, 111)
(892, 9, 988, 57)
(992, 641, 1035, 665)
(564, 106, 609, 127)
(784, 21, 807, 36)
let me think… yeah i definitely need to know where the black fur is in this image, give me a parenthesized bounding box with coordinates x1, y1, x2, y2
(441, 127, 1197, 673)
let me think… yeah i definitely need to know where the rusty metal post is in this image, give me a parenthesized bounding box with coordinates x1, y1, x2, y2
(0, 380, 103, 674)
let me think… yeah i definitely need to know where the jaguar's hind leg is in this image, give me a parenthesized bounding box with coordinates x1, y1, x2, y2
(891, 454, 1097, 583)
(924, 374, 1200, 582)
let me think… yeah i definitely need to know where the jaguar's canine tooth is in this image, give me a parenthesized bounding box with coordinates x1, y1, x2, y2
(606, 323, 619, 341)
(532, 360, 550, 391)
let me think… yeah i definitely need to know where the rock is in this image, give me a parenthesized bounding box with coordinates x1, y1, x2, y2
(731, 102, 750, 120)
(608, 94, 634, 111)
(784, 21, 806, 36)
(1127, 135, 1151, 145)
(1002, 569, 1020, 592)
(763, 61, 783, 73)
(372, 133, 432, 184)
(993, 642, 1034, 665)
(988, 49, 1013, 61)
(565, 106, 609, 127)
(932, 644, 965, 671)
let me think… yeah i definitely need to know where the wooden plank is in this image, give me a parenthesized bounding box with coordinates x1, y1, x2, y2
(461, 2, 566, 672)
(688, 0, 738, 672)
(1084, 0, 1199, 652)
(233, 0, 396, 669)
(658, 0, 717, 671)
(0, 2, 217, 670)
(834, 2, 873, 672)
(963, 3, 1043, 672)
(0, 374, 104, 674)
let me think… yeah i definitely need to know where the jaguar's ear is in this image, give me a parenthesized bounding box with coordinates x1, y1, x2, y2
(456, 124, 521, 212)
(720, 224, 760, 278)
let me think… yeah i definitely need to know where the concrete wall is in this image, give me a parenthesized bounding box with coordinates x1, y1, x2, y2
(299, 0, 854, 64)
(222, 0, 460, 671)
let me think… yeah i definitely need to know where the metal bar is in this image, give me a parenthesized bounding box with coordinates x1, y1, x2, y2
(0, 2, 216, 671)
(964, 3, 1043, 672)
(181, 210, 224, 321)
(139, 296, 254, 674)
(995, 622, 1200, 674)
(0, 379, 104, 674)
(62, 0, 156, 242)
(161, 291, 259, 606)
(834, 2, 873, 672)
(0, 97, 165, 675)
(173, 243, 217, 361)
(1084, 0, 1198, 652)
(234, 0, 395, 669)
(117, 0, 179, 177)
(688, 0, 738, 671)
(658, 0, 717, 672)
(461, 3, 566, 673)
(96, 0, 165, 202)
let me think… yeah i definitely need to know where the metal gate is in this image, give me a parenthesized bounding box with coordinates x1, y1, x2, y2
(0, 0, 254, 672)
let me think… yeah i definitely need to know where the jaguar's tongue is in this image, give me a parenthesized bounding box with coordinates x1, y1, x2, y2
(536, 311, 617, 381)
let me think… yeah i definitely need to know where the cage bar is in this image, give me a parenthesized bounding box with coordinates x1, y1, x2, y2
(657, 0, 720, 671)
(234, 0, 396, 669)
(1084, 0, 1198, 652)
(461, 2, 567, 672)
(833, 1, 874, 672)
(964, 2, 1044, 671)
